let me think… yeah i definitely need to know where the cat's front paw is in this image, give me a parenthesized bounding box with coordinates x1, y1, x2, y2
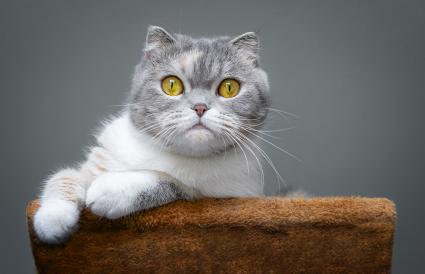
(86, 171, 184, 219)
(33, 200, 79, 244)
(86, 173, 143, 219)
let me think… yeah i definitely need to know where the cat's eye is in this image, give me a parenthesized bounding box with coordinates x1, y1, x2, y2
(161, 76, 184, 96)
(218, 79, 240, 98)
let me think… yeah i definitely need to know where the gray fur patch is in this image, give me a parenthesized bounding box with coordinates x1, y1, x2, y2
(128, 26, 271, 156)
(136, 182, 188, 210)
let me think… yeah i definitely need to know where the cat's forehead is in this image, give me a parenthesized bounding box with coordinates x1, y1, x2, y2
(170, 36, 252, 88)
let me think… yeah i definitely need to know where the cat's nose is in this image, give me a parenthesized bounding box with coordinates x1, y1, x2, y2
(193, 103, 208, 117)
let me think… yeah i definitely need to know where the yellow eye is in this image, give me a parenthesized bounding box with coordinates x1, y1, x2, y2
(161, 76, 184, 96)
(218, 79, 240, 98)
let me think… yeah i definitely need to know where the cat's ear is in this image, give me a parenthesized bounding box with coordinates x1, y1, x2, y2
(144, 25, 176, 52)
(229, 32, 260, 61)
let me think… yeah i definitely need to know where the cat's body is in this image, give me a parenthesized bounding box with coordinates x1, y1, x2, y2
(34, 26, 270, 243)
(91, 113, 263, 199)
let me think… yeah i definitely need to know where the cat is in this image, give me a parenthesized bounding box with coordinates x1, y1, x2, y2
(34, 26, 271, 244)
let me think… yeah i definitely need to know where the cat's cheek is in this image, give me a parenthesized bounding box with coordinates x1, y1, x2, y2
(33, 200, 79, 244)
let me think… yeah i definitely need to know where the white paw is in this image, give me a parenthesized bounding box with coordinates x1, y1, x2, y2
(86, 184, 132, 219)
(33, 200, 79, 244)
(86, 172, 157, 219)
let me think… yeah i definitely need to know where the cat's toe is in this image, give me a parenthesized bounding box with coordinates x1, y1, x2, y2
(86, 183, 132, 219)
(33, 200, 79, 244)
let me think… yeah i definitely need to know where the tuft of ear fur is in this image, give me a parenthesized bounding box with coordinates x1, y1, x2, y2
(145, 25, 176, 52)
(229, 32, 259, 55)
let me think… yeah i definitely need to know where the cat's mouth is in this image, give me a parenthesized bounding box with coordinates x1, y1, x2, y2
(190, 122, 210, 131)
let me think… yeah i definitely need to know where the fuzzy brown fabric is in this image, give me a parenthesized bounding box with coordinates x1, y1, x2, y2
(27, 197, 396, 274)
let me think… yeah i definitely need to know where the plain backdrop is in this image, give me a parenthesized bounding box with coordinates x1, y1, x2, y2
(1, 0, 424, 273)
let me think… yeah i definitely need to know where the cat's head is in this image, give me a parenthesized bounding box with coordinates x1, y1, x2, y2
(129, 26, 270, 157)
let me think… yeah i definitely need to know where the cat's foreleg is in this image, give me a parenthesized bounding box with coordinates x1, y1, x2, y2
(33, 168, 91, 244)
(86, 170, 189, 219)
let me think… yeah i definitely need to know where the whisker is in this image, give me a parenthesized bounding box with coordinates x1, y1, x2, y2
(226, 129, 265, 186)
(266, 107, 299, 119)
(230, 128, 284, 185)
(222, 131, 250, 174)
(248, 131, 302, 163)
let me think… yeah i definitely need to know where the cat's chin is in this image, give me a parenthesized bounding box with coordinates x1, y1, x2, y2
(182, 128, 216, 156)
(184, 126, 214, 141)
(163, 129, 227, 157)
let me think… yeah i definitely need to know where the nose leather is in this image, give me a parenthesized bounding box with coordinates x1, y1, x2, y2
(193, 103, 208, 117)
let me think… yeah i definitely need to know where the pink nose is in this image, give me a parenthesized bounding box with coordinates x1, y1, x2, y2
(193, 103, 208, 117)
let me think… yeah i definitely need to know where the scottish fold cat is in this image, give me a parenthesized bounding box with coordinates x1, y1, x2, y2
(34, 26, 272, 243)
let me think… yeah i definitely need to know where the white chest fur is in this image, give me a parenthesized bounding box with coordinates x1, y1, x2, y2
(95, 113, 263, 198)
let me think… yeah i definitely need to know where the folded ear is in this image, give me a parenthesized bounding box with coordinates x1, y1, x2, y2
(229, 32, 260, 57)
(145, 25, 176, 52)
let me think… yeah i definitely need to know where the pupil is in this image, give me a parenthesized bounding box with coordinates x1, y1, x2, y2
(170, 80, 174, 89)
(227, 83, 231, 92)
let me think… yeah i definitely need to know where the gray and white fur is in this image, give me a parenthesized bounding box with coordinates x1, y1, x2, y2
(34, 26, 271, 244)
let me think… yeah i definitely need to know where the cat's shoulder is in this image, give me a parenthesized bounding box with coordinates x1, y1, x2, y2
(95, 112, 145, 152)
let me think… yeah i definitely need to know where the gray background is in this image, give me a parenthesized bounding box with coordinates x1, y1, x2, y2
(1, 0, 424, 273)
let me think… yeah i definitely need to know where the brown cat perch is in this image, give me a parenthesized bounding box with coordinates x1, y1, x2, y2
(27, 197, 396, 273)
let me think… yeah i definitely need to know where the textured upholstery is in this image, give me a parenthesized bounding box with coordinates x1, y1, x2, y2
(27, 197, 396, 273)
